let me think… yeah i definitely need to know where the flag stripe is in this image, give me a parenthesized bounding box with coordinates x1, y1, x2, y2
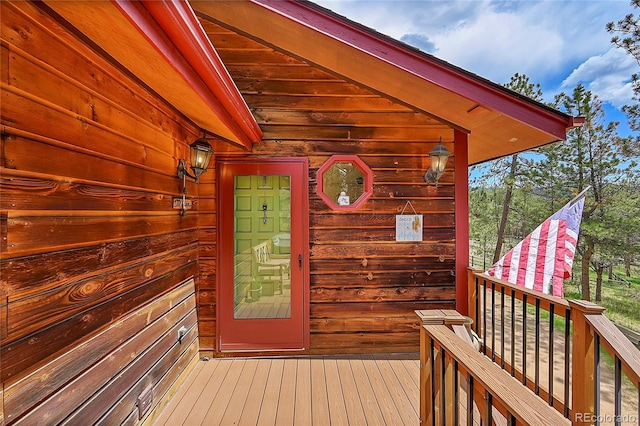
(486, 197, 585, 297)
(524, 226, 541, 290)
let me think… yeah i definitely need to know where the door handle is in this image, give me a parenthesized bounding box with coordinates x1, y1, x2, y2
(298, 254, 302, 270)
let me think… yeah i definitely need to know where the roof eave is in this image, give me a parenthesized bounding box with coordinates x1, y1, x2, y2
(254, 0, 575, 141)
(138, 0, 262, 146)
(43, 0, 262, 150)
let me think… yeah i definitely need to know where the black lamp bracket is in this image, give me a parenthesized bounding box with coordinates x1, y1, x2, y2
(177, 159, 199, 182)
(424, 169, 444, 187)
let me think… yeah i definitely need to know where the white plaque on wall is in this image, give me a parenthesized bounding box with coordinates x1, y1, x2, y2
(396, 214, 423, 241)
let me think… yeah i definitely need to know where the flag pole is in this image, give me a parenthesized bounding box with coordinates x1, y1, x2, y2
(569, 186, 592, 206)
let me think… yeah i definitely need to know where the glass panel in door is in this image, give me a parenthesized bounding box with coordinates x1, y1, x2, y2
(233, 175, 291, 319)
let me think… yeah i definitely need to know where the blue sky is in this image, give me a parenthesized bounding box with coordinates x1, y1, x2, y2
(314, 0, 639, 136)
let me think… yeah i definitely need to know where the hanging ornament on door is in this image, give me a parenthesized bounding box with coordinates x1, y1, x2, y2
(262, 203, 268, 224)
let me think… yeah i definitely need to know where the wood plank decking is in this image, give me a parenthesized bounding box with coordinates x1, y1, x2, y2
(153, 354, 420, 426)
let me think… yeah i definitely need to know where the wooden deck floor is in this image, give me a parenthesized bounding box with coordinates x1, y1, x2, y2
(153, 354, 420, 426)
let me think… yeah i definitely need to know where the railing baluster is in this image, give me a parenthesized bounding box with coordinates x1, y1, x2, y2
(501, 286, 505, 369)
(522, 294, 528, 386)
(491, 281, 496, 361)
(475, 276, 480, 334)
(511, 289, 516, 377)
(454, 360, 459, 426)
(485, 391, 493, 425)
(467, 375, 474, 426)
(564, 309, 571, 418)
(483, 279, 487, 356)
(594, 333, 601, 426)
(430, 336, 436, 426)
(614, 355, 621, 426)
(535, 298, 540, 395)
(548, 304, 555, 406)
(420, 307, 574, 426)
(441, 347, 446, 426)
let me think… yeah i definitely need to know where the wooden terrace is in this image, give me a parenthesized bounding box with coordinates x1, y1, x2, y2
(150, 270, 640, 426)
(153, 354, 420, 425)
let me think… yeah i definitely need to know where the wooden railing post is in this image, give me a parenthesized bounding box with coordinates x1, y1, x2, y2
(416, 310, 475, 426)
(569, 300, 606, 425)
(419, 326, 433, 426)
(417, 310, 445, 425)
(467, 268, 482, 336)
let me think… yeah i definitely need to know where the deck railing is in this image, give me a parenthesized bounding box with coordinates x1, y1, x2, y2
(416, 309, 569, 425)
(466, 268, 640, 425)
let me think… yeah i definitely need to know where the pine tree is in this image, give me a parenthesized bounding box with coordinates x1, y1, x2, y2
(539, 85, 637, 300)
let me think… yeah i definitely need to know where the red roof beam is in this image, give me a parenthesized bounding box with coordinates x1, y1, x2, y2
(114, 0, 262, 148)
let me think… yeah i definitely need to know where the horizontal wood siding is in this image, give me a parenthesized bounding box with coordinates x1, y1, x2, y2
(1, 2, 203, 424)
(202, 19, 458, 355)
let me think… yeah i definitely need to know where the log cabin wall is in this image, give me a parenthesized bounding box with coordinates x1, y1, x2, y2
(1, 2, 203, 424)
(199, 20, 458, 355)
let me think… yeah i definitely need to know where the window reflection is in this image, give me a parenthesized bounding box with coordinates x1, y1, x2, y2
(322, 162, 365, 206)
(317, 155, 373, 210)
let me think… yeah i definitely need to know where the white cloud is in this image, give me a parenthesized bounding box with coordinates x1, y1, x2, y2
(430, 4, 565, 83)
(314, 0, 639, 111)
(561, 48, 636, 107)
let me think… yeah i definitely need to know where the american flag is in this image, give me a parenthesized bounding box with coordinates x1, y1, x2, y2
(486, 195, 585, 297)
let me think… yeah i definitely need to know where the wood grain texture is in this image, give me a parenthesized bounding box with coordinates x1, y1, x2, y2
(3, 282, 195, 418)
(1, 87, 173, 173)
(199, 14, 455, 355)
(1, 1, 195, 143)
(15, 302, 198, 425)
(196, 14, 458, 353)
(1, 3, 205, 425)
(0, 170, 181, 212)
(1, 231, 197, 299)
(6, 246, 197, 344)
(1, 264, 197, 383)
(3, 212, 197, 258)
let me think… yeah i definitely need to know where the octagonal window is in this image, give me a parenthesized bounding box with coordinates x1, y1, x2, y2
(317, 155, 373, 210)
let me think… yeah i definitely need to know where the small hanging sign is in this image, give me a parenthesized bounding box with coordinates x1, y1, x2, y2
(396, 201, 423, 242)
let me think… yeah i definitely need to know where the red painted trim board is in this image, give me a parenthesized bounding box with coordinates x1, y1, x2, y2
(454, 129, 470, 315)
(113, 0, 261, 148)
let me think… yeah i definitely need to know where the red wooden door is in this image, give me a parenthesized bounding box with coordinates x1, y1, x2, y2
(218, 158, 309, 351)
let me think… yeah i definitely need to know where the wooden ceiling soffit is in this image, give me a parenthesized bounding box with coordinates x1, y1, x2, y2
(190, 0, 581, 165)
(42, 0, 261, 150)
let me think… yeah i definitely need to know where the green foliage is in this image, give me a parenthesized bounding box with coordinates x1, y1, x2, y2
(607, 0, 640, 134)
(505, 72, 544, 101)
(470, 76, 640, 302)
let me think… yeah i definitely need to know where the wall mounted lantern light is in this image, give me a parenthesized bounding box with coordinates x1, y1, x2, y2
(177, 138, 215, 182)
(424, 137, 450, 187)
(176, 137, 214, 215)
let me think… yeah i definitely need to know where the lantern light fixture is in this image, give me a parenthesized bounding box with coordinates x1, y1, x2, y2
(177, 137, 215, 182)
(176, 135, 214, 215)
(424, 137, 450, 186)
